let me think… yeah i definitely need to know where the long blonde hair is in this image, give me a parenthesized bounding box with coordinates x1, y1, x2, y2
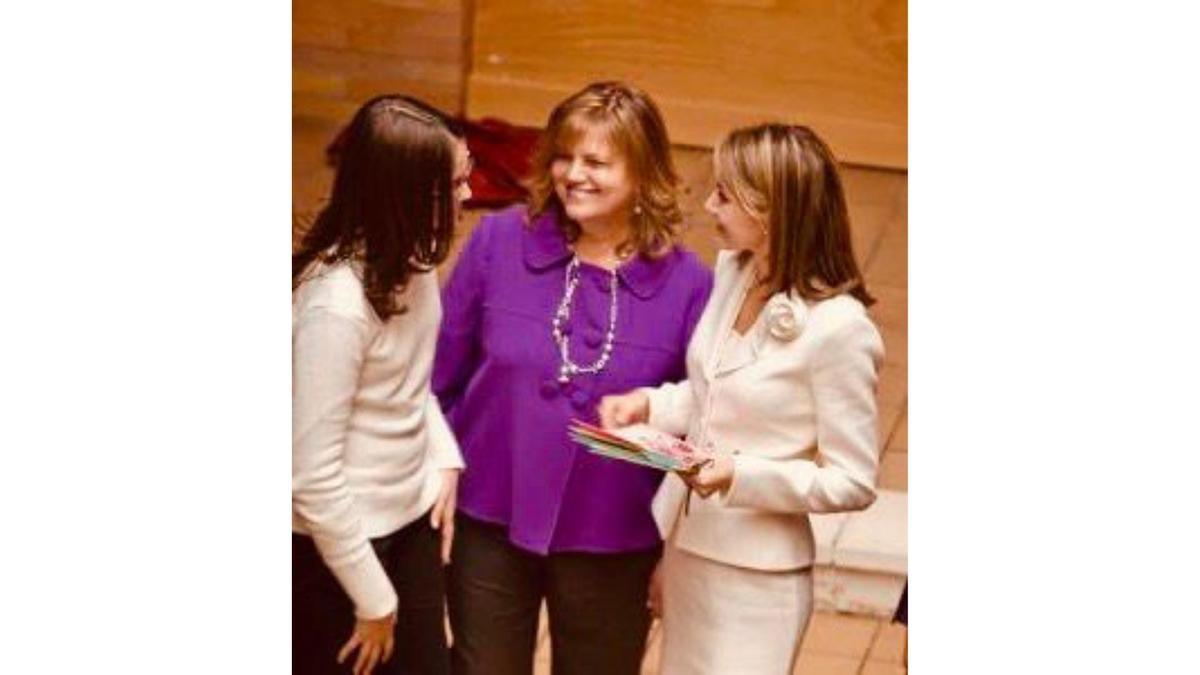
(714, 123, 874, 306)
(526, 81, 682, 257)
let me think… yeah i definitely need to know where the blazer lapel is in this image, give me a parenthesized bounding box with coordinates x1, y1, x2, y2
(711, 290, 810, 379)
(700, 261, 758, 379)
(700, 260, 753, 381)
(712, 325, 760, 377)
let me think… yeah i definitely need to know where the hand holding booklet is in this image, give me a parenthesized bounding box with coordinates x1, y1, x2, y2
(568, 420, 713, 474)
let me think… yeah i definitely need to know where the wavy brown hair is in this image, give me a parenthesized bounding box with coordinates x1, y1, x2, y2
(715, 123, 875, 307)
(526, 81, 681, 257)
(292, 95, 462, 320)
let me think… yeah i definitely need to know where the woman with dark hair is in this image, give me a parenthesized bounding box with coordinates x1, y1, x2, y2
(599, 123, 884, 674)
(433, 81, 713, 675)
(320, 94, 466, 171)
(292, 95, 473, 675)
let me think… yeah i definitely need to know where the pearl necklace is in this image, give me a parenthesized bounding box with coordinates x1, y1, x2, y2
(551, 255, 619, 383)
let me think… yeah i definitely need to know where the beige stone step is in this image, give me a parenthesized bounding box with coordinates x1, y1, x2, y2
(812, 489, 907, 618)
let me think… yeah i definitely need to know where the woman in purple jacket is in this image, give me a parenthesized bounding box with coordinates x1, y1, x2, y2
(433, 81, 713, 675)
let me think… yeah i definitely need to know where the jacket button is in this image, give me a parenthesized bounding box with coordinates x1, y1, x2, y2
(584, 330, 602, 348)
(539, 380, 560, 399)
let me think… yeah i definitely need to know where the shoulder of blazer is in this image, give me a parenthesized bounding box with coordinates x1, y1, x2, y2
(807, 294, 869, 328)
(803, 294, 884, 360)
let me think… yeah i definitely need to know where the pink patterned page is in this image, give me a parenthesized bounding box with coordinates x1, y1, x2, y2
(608, 424, 711, 471)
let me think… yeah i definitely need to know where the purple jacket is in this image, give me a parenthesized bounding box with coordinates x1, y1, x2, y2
(434, 206, 713, 555)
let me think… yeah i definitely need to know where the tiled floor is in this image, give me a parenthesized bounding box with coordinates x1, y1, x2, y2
(525, 607, 908, 674)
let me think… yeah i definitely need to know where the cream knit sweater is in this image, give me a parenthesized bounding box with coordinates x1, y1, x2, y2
(292, 259, 464, 619)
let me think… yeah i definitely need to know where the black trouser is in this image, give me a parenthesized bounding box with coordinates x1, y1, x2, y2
(293, 513, 450, 675)
(447, 514, 659, 675)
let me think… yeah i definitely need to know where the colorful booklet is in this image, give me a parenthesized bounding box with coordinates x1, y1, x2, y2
(568, 420, 712, 474)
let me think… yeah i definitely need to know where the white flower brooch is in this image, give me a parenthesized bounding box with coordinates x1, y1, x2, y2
(765, 297, 801, 342)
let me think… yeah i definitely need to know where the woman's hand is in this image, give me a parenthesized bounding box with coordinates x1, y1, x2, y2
(597, 390, 650, 429)
(337, 611, 396, 675)
(647, 559, 664, 619)
(680, 454, 735, 498)
(430, 468, 460, 565)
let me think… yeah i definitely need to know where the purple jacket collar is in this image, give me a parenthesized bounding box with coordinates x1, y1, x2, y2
(521, 208, 676, 300)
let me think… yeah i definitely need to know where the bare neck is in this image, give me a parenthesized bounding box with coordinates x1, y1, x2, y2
(748, 248, 771, 286)
(574, 217, 631, 270)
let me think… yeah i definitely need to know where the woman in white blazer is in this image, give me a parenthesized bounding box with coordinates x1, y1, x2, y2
(292, 96, 473, 675)
(599, 123, 884, 675)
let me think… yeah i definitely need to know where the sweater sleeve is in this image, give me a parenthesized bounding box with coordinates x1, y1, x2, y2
(292, 308, 397, 619)
(722, 313, 883, 515)
(425, 393, 465, 470)
(433, 218, 492, 414)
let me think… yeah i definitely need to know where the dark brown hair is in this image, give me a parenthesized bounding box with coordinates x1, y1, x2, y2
(526, 81, 681, 257)
(715, 123, 875, 307)
(292, 95, 463, 320)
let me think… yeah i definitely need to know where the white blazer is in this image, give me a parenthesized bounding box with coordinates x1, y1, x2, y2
(645, 250, 884, 571)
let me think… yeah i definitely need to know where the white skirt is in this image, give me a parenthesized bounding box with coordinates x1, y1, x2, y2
(659, 543, 813, 675)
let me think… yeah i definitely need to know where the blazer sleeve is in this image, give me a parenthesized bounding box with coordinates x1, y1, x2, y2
(722, 312, 883, 514)
(292, 307, 398, 619)
(645, 379, 695, 438)
(432, 218, 492, 414)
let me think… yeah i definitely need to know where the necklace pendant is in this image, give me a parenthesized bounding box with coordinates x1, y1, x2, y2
(551, 253, 619, 384)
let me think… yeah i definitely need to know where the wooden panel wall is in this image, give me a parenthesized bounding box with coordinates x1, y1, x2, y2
(467, 0, 906, 168)
(293, 0, 470, 224)
(294, 0, 468, 126)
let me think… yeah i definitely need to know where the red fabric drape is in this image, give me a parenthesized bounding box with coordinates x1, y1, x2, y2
(324, 115, 542, 209)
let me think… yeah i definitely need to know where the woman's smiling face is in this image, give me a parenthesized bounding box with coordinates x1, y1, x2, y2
(551, 125, 636, 226)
